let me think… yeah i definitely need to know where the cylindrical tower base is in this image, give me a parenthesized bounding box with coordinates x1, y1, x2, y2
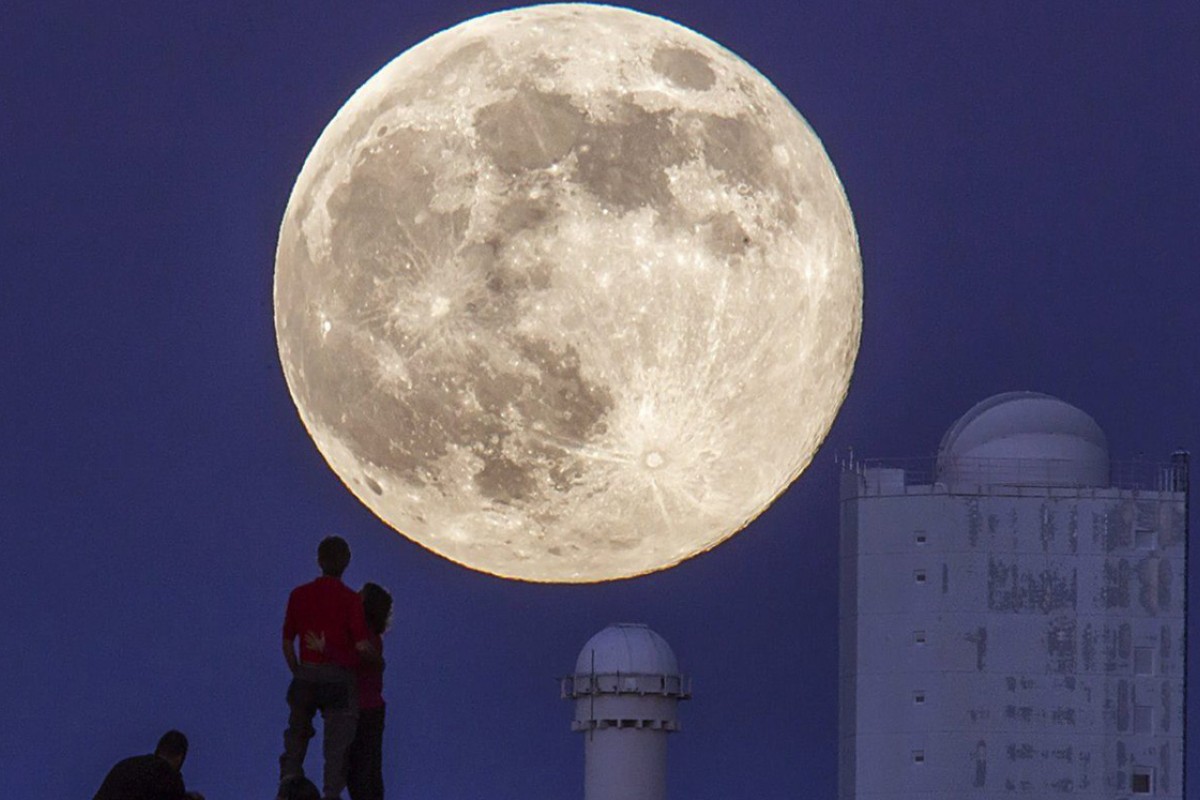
(585, 727, 669, 800)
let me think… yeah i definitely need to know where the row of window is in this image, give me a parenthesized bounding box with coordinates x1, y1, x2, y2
(901, 693, 1156, 729)
(903, 630, 1159, 676)
(907, 528, 1163, 549)
(907, 752, 1155, 794)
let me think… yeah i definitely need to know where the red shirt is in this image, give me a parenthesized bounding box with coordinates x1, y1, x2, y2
(356, 632, 385, 709)
(283, 576, 370, 670)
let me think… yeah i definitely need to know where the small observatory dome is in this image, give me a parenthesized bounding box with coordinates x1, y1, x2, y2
(936, 391, 1109, 488)
(563, 623, 691, 800)
(574, 622, 679, 677)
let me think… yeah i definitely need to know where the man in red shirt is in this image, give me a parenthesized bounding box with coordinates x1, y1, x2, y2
(279, 536, 376, 800)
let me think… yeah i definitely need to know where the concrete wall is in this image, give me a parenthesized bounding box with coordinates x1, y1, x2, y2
(839, 472, 1186, 799)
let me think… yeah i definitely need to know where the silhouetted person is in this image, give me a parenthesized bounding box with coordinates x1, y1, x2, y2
(280, 536, 377, 800)
(346, 582, 393, 800)
(279, 775, 321, 800)
(93, 729, 205, 800)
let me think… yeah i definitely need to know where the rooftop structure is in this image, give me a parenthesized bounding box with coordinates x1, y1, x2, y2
(937, 391, 1110, 488)
(839, 392, 1188, 799)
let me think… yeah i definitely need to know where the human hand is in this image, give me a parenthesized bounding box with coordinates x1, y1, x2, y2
(304, 630, 327, 653)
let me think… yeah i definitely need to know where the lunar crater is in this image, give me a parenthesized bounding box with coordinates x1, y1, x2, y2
(651, 45, 716, 91)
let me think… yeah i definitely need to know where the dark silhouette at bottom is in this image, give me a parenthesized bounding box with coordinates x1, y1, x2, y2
(92, 729, 205, 800)
(279, 775, 321, 800)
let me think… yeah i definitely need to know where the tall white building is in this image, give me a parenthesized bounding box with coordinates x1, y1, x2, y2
(839, 392, 1188, 799)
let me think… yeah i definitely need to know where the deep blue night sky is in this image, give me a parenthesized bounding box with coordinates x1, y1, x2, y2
(3, 2, 1198, 798)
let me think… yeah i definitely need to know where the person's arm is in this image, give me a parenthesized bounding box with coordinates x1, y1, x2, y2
(356, 638, 384, 668)
(348, 592, 383, 667)
(160, 761, 192, 800)
(174, 774, 204, 800)
(283, 636, 299, 674)
(282, 589, 300, 674)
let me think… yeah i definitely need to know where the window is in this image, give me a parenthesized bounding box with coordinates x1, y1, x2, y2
(1132, 767, 1153, 794)
(914, 569, 927, 584)
(1134, 705, 1153, 734)
(912, 750, 925, 764)
(1135, 528, 1156, 549)
(1134, 646, 1154, 676)
(913, 690, 926, 705)
(914, 630, 927, 645)
(914, 531, 928, 545)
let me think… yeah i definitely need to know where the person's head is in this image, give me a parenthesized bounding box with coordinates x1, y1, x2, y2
(317, 536, 351, 577)
(154, 730, 188, 771)
(279, 775, 320, 800)
(361, 582, 393, 636)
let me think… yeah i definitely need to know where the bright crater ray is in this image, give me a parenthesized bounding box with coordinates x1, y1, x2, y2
(274, 4, 862, 582)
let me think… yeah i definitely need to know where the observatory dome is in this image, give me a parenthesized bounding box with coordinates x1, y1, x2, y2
(936, 391, 1109, 487)
(575, 623, 679, 676)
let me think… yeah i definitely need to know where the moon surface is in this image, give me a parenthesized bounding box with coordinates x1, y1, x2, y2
(274, 4, 861, 582)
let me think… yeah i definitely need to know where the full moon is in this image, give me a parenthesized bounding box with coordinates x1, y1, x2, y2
(275, 4, 861, 582)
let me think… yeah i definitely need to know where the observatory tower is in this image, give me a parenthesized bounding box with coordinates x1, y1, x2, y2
(562, 623, 691, 800)
(839, 392, 1188, 799)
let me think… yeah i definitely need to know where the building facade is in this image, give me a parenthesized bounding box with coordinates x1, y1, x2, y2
(839, 393, 1188, 799)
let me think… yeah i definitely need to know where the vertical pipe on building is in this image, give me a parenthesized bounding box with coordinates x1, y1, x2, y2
(1172, 450, 1189, 800)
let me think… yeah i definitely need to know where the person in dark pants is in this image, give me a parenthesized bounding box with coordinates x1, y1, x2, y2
(93, 729, 204, 800)
(279, 775, 321, 800)
(279, 536, 378, 800)
(346, 582, 393, 800)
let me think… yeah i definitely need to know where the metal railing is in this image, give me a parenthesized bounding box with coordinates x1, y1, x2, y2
(560, 671, 692, 699)
(837, 453, 1189, 496)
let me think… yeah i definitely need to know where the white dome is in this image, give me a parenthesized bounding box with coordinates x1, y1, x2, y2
(936, 392, 1109, 487)
(575, 623, 679, 676)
